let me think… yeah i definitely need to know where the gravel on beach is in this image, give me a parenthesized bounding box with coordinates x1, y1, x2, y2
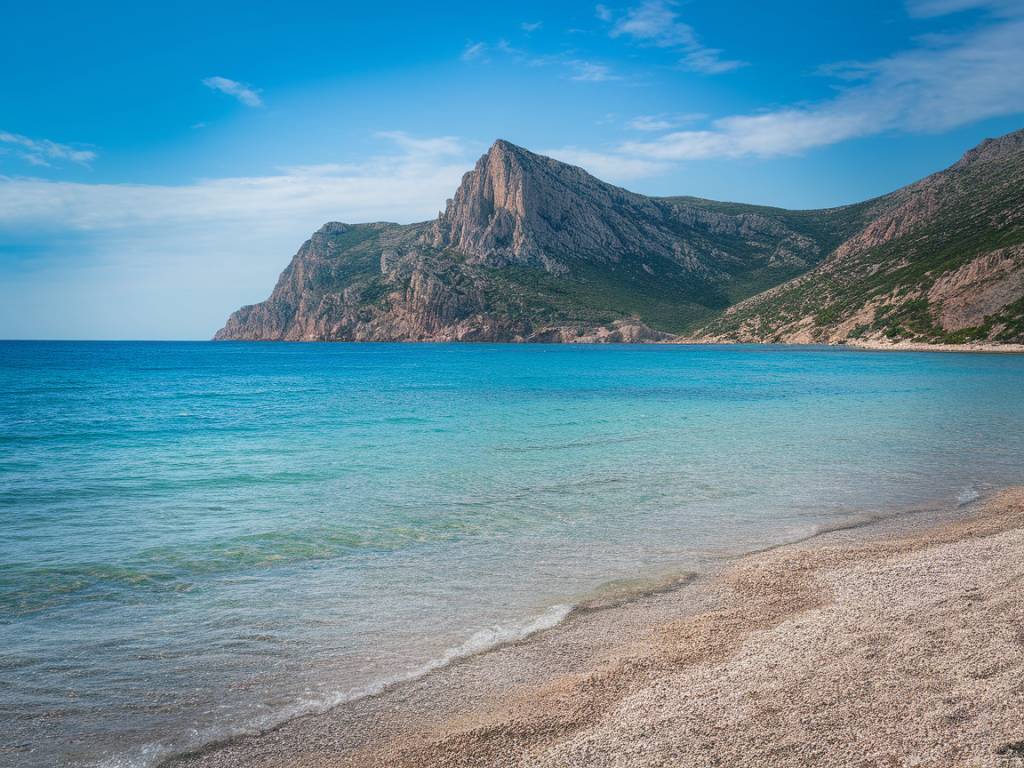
(172, 488, 1024, 768)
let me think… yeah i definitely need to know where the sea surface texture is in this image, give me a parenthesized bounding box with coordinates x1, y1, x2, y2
(2, 342, 1023, 767)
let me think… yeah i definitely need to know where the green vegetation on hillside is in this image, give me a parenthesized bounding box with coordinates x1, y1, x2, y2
(696, 143, 1024, 344)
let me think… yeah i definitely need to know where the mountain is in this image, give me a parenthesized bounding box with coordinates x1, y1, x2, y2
(216, 132, 1024, 345)
(215, 141, 869, 342)
(693, 130, 1024, 344)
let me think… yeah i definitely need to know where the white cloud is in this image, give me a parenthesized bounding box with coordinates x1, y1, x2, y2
(521, 21, 543, 32)
(616, 11, 1024, 160)
(627, 113, 705, 131)
(620, 111, 873, 160)
(202, 76, 263, 107)
(595, 4, 613, 22)
(607, 0, 746, 74)
(569, 60, 620, 82)
(0, 134, 472, 339)
(461, 42, 487, 61)
(495, 39, 528, 58)
(374, 131, 465, 156)
(0, 133, 469, 233)
(680, 48, 745, 75)
(629, 116, 675, 132)
(0, 166, 454, 234)
(0, 130, 96, 166)
(905, 0, 1018, 17)
(460, 38, 563, 71)
(542, 146, 667, 181)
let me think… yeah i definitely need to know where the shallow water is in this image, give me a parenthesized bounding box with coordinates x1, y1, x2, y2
(2, 341, 1023, 767)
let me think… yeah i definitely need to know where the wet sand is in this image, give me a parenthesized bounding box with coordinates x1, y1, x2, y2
(170, 488, 1024, 768)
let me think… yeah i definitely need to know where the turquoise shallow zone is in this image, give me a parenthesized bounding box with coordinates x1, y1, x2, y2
(2, 341, 1023, 767)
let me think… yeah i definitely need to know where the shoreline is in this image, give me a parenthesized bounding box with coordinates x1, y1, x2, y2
(169, 488, 1024, 768)
(845, 339, 1024, 354)
(671, 338, 1024, 353)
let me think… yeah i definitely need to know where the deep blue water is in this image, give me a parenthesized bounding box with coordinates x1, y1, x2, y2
(2, 341, 1023, 767)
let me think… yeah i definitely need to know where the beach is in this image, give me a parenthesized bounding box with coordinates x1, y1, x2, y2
(845, 341, 1024, 354)
(671, 339, 1024, 354)
(169, 488, 1024, 768)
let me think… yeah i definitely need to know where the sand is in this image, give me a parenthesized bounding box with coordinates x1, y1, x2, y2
(669, 339, 1024, 353)
(170, 488, 1024, 768)
(845, 340, 1024, 354)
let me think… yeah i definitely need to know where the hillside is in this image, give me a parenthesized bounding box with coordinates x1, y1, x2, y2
(694, 130, 1024, 344)
(216, 131, 1024, 345)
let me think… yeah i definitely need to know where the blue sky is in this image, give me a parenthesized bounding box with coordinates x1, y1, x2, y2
(2, 0, 1023, 339)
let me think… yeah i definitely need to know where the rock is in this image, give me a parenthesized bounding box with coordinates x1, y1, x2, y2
(216, 130, 1024, 345)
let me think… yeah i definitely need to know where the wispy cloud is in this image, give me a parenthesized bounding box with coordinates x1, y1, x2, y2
(905, 0, 1017, 17)
(202, 76, 263, 107)
(521, 21, 543, 32)
(595, 4, 613, 22)
(606, 0, 746, 74)
(614, 9, 1024, 161)
(374, 131, 465, 156)
(0, 133, 472, 338)
(494, 39, 542, 61)
(0, 131, 96, 167)
(568, 60, 620, 82)
(627, 113, 706, 131)
(1, 132, 469, 233)
(628, 116, 675, 132)
(542, 146, 667, 182)
(459, 35, 617, 83)
(461, 42, 487, 61)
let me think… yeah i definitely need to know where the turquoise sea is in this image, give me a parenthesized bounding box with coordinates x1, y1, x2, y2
(2, 341, 1023, 767)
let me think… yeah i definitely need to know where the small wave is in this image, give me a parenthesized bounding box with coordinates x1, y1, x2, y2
(809, 512, 884, 537)
(97, 604, 572, 768)
(957, 486, 981, 506)
(578, 570, 699, 611)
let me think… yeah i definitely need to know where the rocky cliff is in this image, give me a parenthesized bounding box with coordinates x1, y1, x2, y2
(216, 131, 1024, 344)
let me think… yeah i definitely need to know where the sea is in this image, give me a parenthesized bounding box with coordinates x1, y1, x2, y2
(2, 341, 1023, 767)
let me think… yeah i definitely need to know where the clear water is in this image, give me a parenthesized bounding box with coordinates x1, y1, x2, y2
(2, 341, 1023, 768)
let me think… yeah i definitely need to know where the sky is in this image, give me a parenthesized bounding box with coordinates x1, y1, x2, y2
(2, 0, 1023, 339)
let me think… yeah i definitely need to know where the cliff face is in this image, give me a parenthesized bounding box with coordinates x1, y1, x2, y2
(216, 130, 1024, 344)
(695, 128, 1024, 344)
(215, 222, 515, 342)
(430, 140, 830, 280)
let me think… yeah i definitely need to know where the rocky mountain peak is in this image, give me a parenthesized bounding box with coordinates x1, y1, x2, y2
(430, 139, 676, 273)
(430, 139, 582, 271)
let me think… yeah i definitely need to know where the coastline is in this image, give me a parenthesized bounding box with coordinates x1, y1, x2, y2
(205, 338, 1024, 352)
(169, 487, 1024, 768)
(845, 339, 1024, 354)
(671, 338, 1024, 353)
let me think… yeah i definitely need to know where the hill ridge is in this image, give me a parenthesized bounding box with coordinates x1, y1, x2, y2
(216, 130, 1024, 345)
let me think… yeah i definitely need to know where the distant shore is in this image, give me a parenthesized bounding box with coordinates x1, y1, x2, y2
(171, 487, 1024, 768)
(846, 339, 1024, 354)
(671, 338, 1024, 353)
